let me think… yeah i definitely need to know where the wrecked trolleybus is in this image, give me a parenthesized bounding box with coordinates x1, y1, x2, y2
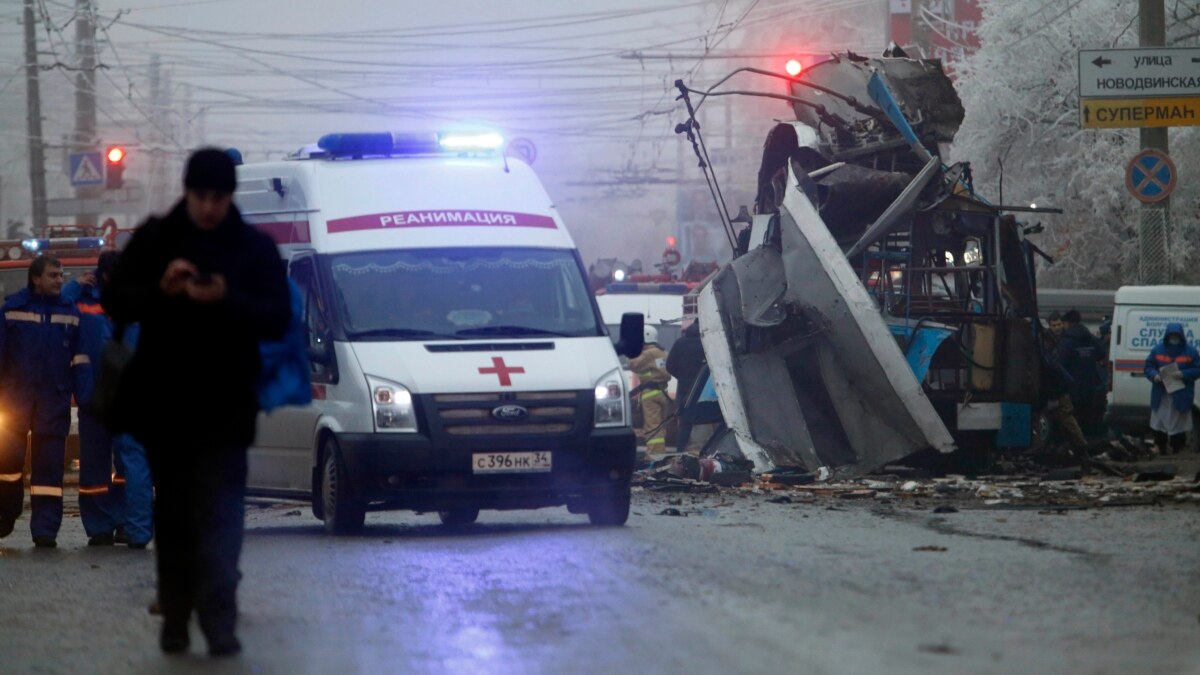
(674, 50, 1051, 477)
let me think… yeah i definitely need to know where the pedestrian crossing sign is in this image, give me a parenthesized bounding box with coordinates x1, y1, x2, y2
(68, 152, 104, 187)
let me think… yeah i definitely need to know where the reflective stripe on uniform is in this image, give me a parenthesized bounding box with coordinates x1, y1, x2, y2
(646, 438, 666, 447)
(29, 485, 63, 497)
(5, 311, 40, 323)
(50, 314, 79, 327)
(111, 476, 126, 485)
(71, 354, 90, 366)
(0, 472, 23, 482)
(78, 485, 109, 496)
(76, 303, 105, 315)
(641, 389, 665, 400)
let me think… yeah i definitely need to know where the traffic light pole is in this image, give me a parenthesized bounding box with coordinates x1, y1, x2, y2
(23, 0, 48, 234)
(1139, 0, 1170, 285)
(74, 0, 99, 227)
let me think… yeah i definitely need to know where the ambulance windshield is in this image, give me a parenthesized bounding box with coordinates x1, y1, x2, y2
(330, 247, 603, 340)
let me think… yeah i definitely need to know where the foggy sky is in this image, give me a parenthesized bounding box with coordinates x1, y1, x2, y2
(0, 0, 887, 263)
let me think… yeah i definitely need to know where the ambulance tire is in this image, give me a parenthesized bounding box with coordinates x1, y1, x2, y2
(586, 482, 631, 526)
(437, 508, 480, 526)
(321, 440, 366, 535)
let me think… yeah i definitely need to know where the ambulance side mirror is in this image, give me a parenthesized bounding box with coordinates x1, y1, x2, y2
(308, 333, 333, 366)
(615, 312, 644, 358)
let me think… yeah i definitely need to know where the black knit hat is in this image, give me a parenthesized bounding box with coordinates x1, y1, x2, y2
(184, 148, 237, 193)
(96, 250, 120, 282)
(1063, 309, 1081, 324)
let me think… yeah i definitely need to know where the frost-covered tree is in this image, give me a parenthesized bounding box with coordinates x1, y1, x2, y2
(951, 0, 1200, 288)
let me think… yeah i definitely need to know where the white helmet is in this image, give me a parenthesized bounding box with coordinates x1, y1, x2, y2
(643, 325, 658, 345)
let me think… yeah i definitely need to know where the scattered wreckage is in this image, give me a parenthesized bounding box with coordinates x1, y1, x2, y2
(634, 444, 1200, 510)
(674, 50, 1057, 479)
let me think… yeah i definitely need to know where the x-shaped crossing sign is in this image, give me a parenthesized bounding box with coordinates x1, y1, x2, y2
(1126, 149, 1177, 204)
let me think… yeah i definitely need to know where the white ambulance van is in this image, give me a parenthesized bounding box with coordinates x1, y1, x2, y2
(1107, 285, 1200, 436)
(234, 131, 644, 533)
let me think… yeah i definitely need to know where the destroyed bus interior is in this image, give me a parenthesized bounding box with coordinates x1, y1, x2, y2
(675, 50, 1055, 479)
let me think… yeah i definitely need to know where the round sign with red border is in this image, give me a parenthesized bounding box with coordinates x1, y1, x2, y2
(1126, 149, 1176, 203)
(506, 137, 537, 166)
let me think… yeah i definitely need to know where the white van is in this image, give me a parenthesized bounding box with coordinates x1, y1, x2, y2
(235, 131, 644, 533)
(1107, 285, 1200, 434)
(595, 285, 687, 351)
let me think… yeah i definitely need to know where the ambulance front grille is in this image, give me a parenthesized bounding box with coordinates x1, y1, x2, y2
(431, 391, 583, 437)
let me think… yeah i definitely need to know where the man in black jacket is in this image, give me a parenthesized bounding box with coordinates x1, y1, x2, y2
(103, 149, 290, 657)
(1056, 309, 1105, 434)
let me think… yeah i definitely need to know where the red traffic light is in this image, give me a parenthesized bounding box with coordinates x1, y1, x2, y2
(785, 59, 803, 77)
(105, 146, 126, 189)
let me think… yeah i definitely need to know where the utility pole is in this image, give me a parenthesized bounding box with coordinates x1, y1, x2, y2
(1139, 0, 1170, 284)
(147, 54, 164, 214)
(74, 0, 98, 227)
(23, 0, 48, 234)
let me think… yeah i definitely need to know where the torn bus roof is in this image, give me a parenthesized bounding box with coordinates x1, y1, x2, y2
(699, 163, 956, 477)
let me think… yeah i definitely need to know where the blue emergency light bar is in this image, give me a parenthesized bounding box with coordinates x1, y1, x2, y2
(438, 131, 504, 152)
(606, 282, 691, 294)
(316, 130, 504, 158)
(22, 237, 105, 253)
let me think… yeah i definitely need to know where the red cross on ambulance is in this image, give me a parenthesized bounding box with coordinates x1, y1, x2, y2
(478, 357, 525, 386)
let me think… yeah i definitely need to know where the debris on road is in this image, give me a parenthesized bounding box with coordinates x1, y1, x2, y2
(913, 546, 948, 552)
(1043, 468, 1083, 482)
(1132, 466, 1177, 482)
(636, 450, 1200, 512)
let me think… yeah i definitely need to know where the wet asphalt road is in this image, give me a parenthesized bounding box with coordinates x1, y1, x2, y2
(1, 489, 1198, 675)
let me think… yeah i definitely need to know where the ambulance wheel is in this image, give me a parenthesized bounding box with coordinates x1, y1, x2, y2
(586, 483, 631, 526)
(437, 508, 479, 526)
(321, 440, 365, 535)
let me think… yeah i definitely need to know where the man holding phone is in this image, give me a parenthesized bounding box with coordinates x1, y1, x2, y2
(104, 148, 290, 658)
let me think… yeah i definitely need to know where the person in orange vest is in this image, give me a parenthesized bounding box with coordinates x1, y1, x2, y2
(62, 251, 153, 548)
(629, 325, 670, 457)
(0, 256, 92, 547)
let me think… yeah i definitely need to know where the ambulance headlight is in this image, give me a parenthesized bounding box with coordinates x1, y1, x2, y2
(366, 375, 418, 433)
(593, 368, 626, 428)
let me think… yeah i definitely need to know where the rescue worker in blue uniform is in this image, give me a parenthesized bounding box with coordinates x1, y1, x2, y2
(1144, 322, 1200, 454)
(0, 256, 92, 547)
(62, 251, 153, 547)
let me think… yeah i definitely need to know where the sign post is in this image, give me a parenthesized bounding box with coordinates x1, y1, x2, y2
(1078, 48, 1200, 129)
(1079, 1, 1174, 284)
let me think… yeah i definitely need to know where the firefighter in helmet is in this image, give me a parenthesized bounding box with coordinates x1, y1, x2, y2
(630, 325, 670, 457)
